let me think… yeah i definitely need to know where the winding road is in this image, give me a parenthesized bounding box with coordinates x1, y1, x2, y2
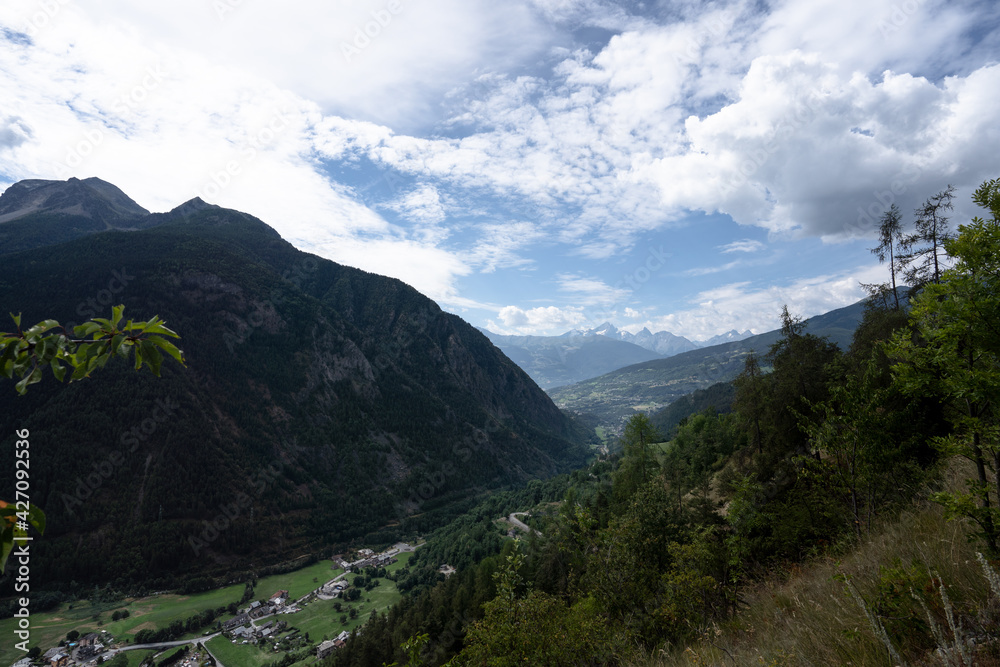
(508, 512, 542, 537)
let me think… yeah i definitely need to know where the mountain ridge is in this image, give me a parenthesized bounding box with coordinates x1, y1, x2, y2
(548, 299, 869, 431)
(0, 177, 592, 592)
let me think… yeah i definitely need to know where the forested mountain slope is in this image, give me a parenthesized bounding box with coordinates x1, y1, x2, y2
(549, 299, 869, 429)
(0, 179, 591, 592)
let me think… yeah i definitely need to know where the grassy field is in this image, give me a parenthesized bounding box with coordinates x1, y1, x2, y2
(206, 635, 279, 667)
(254, 561, 342, 601)
(0, 553, 413, 667)
(0, 584, 244, 667)
(293, 552, 413, 641)
(124, 649, 159, 667)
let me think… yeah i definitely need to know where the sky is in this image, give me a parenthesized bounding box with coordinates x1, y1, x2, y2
(0, 0, 998, 341)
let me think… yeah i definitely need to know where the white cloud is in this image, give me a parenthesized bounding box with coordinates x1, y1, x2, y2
(488, 305, 589, 335)
(633, 53, 1000, 240)
(467, 221, 542, 273)
(639, 263, 887, 340)
(557, 273, 630, 305)
(720, 239, 765, 253)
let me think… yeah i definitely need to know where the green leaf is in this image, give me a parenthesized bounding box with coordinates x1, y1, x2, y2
(25, 319, 60, 336)
(140, 339, 163, 376)
(51, 360, 66, 383)
(9, 312, 21, 328)
(15, 365, 43, 395)
(143, 322, 181, 338)
(73, 321, 104, 338)
(70, 360, 91, 382)
(110, 333, 126, 355)
(149, 336, 185, 364)
(111, 304, 124, 328)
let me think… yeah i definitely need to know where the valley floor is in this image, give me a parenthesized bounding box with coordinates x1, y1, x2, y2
(1, 548, 417, 667)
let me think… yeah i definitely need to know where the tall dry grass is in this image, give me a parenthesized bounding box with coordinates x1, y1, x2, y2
(634, 459, 1000, 667)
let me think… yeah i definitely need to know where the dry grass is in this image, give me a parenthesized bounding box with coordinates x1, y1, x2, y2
(633, 459, 1000, 667)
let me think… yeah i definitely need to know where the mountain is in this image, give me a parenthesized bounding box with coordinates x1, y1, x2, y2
(574, 322, 700, 356)
(479, 329, 662, 389)
(697, 329, 755, 347)
(548, 300, 869, 431)
(0, 178, 591, 592)
(0, 177, 157, 255)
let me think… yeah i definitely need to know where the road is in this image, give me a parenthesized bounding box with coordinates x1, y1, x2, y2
(508, 512, 542, 537)
(104, 633, 226, 667)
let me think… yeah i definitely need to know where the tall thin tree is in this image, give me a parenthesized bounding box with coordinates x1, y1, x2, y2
(870, 203, 903, 310)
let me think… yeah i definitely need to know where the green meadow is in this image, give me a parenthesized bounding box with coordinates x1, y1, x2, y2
(1, 552, 414, 667)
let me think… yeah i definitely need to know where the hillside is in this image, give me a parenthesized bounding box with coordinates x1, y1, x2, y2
(479, 330, 662, 389)
(0, 177, 156, 255)
(0, 178, 591, 593)
(548, 300, 868, 430)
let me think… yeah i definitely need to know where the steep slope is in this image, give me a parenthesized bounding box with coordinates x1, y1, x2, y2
(549, 300, 868, 429)
(479, 330, 662, 389)
(0, 177, 154, 255)
(0, 184, 590, 591)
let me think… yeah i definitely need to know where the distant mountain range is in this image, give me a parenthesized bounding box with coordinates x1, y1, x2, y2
(482, 322, 754, 389)
(548, 300, 869, 431)
(0, 177, 591, 591)
(567, 321, 754, 354)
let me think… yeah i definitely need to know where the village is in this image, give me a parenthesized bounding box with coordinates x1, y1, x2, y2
(9, 543, 420, 667)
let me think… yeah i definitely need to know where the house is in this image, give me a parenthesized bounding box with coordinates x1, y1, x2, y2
(316, 640, 338, 659)
(231, 626, 252, 640)
(269, 590, 289, 605)
(11, 658, 31, 667)
(49, 652, 69, 667)
(223, 613, 251, 630)
(79, 633, 100, 647)
(249, 604, 269, 620)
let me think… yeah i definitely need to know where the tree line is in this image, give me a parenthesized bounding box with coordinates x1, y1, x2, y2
(329, 178, 1000, 666)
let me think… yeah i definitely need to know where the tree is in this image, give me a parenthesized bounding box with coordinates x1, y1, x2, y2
(899, 185, 956, 289)
(889, 178, 1000, 555)
(733, 350, 767, 455)
(456, 547, 622, 665)
(862, 203, 905, 310)
(612, 413, 661, 504)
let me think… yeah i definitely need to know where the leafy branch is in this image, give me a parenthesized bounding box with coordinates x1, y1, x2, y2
(0, 305, 185, 395)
